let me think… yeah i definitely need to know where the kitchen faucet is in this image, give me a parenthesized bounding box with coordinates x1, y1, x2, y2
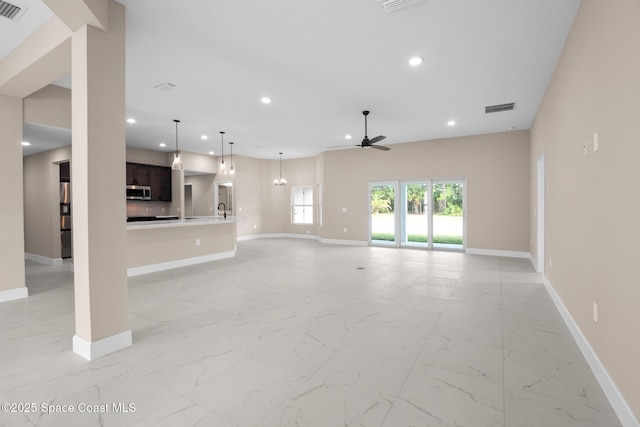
(217, 203, 227, 219)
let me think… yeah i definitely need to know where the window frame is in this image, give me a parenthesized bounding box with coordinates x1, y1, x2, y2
(291, 185, 314, 225)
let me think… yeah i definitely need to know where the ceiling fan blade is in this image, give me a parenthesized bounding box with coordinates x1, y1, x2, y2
(368, 135, 386, 144)
(370, 144, 390, 151)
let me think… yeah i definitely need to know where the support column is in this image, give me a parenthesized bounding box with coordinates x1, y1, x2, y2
(71, 0, 130, 360)
(0, 95, 27, 302)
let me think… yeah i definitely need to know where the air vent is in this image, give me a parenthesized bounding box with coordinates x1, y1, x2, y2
(0, 0, 24, 21)
(153, 82, 177, 92)
(485, 103, 516, 114)
(379, 0, 424, 13)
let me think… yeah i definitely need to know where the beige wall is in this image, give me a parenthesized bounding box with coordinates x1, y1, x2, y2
(180, 150, 219, 174)
(126, 146, 169, 166)
(185, 174, 215, 216)
(320, 131, 530, 250)
(259, 156, 319, 236)
(23, 85, 71, 129)
(530, 0, 640, 417)
(233, 155, 263, 237)
(1, 95, 26, 293)
(127, 222, 235, 268)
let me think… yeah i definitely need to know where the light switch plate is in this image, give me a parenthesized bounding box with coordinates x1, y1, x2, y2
(593, 132, 599, 152)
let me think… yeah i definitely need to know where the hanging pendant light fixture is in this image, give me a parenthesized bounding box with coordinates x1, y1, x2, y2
(171, 119, 182, 170)
(219, 131, 226, 174)
(229, 142, 235, 175)
(274, 152, 287, 186)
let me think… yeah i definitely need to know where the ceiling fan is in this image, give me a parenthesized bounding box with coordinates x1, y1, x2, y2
(357, 111, 389, 151)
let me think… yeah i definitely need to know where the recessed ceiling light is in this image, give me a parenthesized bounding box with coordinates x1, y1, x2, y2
(447, 120, 456, 126)
(201, 135, 208, 140)
(21, 141, 31, 146)
(261, 97, 272, 104)
(208, 151, 214, 155)
(409, 56, 423, 66)
(126, 118, 136, 124)
(159, 143, 166, 147)
(345, 134, 352, 140)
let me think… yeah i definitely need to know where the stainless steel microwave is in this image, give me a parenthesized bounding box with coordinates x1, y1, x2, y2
(126, 185, 151, 200)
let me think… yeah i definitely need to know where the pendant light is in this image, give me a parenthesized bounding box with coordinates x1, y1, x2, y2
(171, 119, 182, 170)
(229, 142, 235, 175)
(219, 131, 226, 174)
(274, 152, 287, 186)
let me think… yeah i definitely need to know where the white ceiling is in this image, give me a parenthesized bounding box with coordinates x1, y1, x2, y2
(9, 0, 581, 159)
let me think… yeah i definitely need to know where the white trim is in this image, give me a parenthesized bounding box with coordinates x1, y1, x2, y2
(465, 248, 530, 259)
(73, 330, 132, 361)
(237, 234, 261, 242)
(25, 252, 63, 265)
(543, 276, 639, 427)
(536, 153, 546, 273)
(0, 287, 28, 302)
(259, 233, 317, 240)
(317, 238, 368, 246)
(237, 233, 367, 246)
(239, 235, 539, 255)
(528, 253, 537, 270)
(127, 249, 236, 277)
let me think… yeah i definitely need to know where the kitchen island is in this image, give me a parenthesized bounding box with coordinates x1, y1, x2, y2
(126, 217, 237, 276)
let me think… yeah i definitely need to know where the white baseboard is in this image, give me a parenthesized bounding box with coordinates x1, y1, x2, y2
(237, 234, 262, 242)
(465, 248, 531, 258)
(0, 287, 28, 302)
(543, 276, 639, 427)
(25, 253, 63, 266)
(73, 330, 132, 361)
(237, 233, 367, 246)
(317, 237, 368, 246)
(259, 233, 318, 240)
(127, 249, 236, 277)
(529, 254, 544, 273)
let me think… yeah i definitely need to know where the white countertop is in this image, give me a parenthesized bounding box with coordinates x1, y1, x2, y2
(126, 216, 237, 230)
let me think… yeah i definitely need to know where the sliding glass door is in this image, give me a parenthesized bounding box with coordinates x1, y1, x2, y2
(401, 182, 429, 247)
(432, 180, 464, 249)
(369, 179, 464, 250)
(369, 182, 397, 245)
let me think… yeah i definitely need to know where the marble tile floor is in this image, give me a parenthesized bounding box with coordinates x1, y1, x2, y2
(0, 239, 622, 427)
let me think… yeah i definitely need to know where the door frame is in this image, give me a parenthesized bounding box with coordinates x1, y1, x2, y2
(368, 178, 466, 250)
(536, 153, 545, 273)
(400, 180, 432, 249)
(368, 181, 399, 247)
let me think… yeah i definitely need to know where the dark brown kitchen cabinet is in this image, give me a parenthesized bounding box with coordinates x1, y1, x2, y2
(148, 166, 172, 201)
(126, 162, 149, 186)
(126, 162, 172, 201)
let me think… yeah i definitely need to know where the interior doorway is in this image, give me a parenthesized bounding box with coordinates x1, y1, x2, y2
(184, 183, 193, 217)
(214, 181, 233, 216)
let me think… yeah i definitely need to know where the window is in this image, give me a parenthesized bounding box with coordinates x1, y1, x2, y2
(292, 186, 313, 224)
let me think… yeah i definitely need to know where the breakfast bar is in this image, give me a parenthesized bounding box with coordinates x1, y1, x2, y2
(126, 217, 237, 276)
